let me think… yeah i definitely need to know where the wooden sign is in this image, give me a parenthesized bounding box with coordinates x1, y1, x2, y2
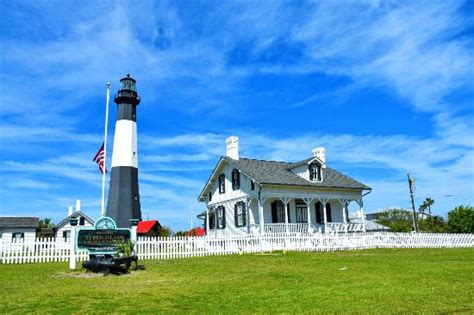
(76, 217, 131, 254)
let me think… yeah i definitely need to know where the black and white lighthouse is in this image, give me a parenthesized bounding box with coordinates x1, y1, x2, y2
(106, 74, 142, 227)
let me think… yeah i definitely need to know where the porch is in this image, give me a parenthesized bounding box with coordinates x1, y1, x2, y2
(205, 194, 367, 235)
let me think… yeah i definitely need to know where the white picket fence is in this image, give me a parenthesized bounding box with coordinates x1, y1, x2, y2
(0, 232, 472, 264)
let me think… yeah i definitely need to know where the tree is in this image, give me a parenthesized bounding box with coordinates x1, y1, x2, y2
(418, 215, 447, 233)
(376, 208, 413, 232)
(38, 218, 54, 229)
(158, 226, 173, 237)
(174, 231, 187, 236)
(419, 197, 435, 217)
(447, 205, 474, 233)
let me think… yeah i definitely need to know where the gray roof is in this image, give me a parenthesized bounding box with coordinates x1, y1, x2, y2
(55, 211, 95, 229)
(225, 156, 371, 190)
(350, 218, 390, 231)
(0, 217, 39, 228)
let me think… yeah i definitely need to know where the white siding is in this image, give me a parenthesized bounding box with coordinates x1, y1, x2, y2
(0, 228, 36, 243)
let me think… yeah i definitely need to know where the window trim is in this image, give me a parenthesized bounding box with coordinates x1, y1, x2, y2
(232, 168, 240, 190)
(216, 206, 226, 229)
(295, 201, 308, 223)
(309, 163, 322, 181)
(218, 174, 225, 194)
(234, 201, 247, 228)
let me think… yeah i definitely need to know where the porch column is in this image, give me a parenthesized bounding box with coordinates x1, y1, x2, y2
(322, 198, 328, 233)
(303, 198, 312, 233)
(280, 197, 290, 234)
(359, 200, 366, 232)
(341, 199, 348, 233)
(246, 198, 251, 234)
(205, 207, 210, 235)
(259, 198, 264, 234)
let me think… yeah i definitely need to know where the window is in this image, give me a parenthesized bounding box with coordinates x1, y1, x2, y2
(296, 201, 308, 223)
(209, 212, 216, 230)
(12, 232, 24, 241)
(271, 201, 286, 223)
(218, 174, 225, 194)
(209, 210, 216, 230)
(62, 230, 71, 241)
(309, 163, 322, 181)
(315, 202, 323, 224)
(232, 169, 240, 190)
(234, 201, 246, 227)
(326, 203, 332, 222)
(208, 191, 212, 202)
(251, 180, 255, 191)
(216, 206, 226, 229)
(79, 217, 85, 226)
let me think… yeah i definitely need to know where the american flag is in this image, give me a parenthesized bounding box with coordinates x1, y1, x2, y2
(92, 143, 106, 174)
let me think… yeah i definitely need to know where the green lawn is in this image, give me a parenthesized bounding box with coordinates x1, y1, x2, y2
(1, 248, 473, 314)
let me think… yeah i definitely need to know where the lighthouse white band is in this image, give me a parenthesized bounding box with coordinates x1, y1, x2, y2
(111, 120, 138, 168)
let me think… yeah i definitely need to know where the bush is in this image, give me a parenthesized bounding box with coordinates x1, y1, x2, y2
(418, 215, 447, 233)
(447, 205, 474, 233)
(376, 208, 414, 232)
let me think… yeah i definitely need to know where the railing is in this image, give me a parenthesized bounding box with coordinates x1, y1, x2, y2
(264, 223, 310, 234)
(1, 233, 473, 264)
(326, 222, 364, 233)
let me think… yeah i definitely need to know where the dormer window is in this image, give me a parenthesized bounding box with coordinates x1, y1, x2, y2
(232, 168, 240, 190)
(309, 163, 322, 181)
(218, 174, 225, 194)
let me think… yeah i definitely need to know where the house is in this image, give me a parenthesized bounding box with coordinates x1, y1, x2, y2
(186, 227, 206, 236)
(0, 217, 39, 242)
(137, 220, 162, 236)
(198, 136, 371, 236)
(55, 201, 95, 241)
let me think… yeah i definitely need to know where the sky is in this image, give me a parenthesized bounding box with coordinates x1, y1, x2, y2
(0, 0, 473, 231)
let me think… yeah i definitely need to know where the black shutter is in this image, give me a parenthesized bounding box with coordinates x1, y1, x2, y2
(309, 165, 313, 180)
(242, 202, 246, 226)
(271, 202, 277, 223)
(209, 191, 212, 201)
(326, 203, 332, 222)
(222, 206, 226, 229)
(251, 180, 255, 190)
(234, 203, 238, 227)
(287, 204, 291, 223)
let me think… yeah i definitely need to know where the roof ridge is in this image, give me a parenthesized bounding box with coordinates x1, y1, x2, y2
(238, 157, 295, 164)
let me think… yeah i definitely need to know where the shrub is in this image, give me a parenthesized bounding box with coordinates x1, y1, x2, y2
(447, 205, 474, 233)
(418, 215, 447, 233)
(376, 208, 414, 232)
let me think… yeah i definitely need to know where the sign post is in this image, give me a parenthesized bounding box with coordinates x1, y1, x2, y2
(69, 216, 78, 270)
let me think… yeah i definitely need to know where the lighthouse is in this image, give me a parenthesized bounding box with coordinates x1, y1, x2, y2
(106, 74, 142, 227)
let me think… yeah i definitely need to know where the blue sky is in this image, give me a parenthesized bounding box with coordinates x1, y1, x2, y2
(1, 0, 473, 231)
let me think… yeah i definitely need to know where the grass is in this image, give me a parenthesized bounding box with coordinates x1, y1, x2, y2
(0, 248, 473, 314)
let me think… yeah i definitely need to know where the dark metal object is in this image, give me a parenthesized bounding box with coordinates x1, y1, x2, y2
(82, 255, 139, 275)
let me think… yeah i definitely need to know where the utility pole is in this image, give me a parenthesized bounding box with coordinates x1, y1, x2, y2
(407, 173, 418, 232)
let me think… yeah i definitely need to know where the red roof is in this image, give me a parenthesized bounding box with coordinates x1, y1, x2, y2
(186, 228, 206, 236)
(137, 220, 159, 234)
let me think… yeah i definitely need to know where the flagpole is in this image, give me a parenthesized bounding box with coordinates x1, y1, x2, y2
(101, 82, 110, 217)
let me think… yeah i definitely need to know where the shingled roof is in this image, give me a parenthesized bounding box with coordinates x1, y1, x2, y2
(225, 156, 371, 190)
(0, 217, 39, 228)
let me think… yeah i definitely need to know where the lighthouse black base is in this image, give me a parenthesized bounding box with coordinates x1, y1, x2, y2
(106, 166, 141, 228)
